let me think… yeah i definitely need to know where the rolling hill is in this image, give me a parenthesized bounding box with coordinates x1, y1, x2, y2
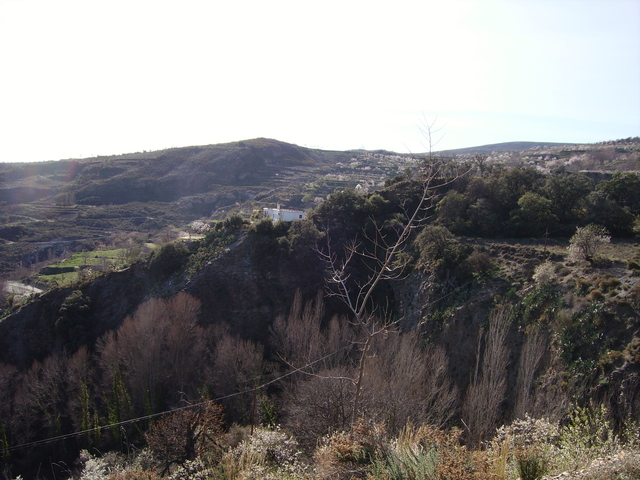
(0, 136, 638, 277)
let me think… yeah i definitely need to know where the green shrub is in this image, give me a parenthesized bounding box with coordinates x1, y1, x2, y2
(509, 192, 558, 238)
(186, 228, 238, 276)
(416, 225, 472, 272)
(148, 241, 190, 279)
(516, 447, 548, 480)
(558, 403, 621, 471)
(576, 278, 592, 296)
(627, 260, 640, 271)
(252, 217, 275, 235)
(518, 283, 563, 326)
(560, 303, 607, 373)
(464, 248, 495, 278)
(217, 213, 246, 231)
(370, 444, 437, 480)
(625, 337, 640, 364)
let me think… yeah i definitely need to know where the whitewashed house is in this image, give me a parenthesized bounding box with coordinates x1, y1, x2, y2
(262, 204, 305, 222)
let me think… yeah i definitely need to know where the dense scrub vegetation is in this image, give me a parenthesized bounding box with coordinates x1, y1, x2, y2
(0, 145, 639, 479)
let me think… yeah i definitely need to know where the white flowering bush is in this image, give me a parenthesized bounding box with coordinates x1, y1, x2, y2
(75, 448, 160, 480)
(532, 261, 556, 286)
(494, 415, 560, 449)
(76, 450, 128, 480)
(189, 221, 212, 235)
(168, 458, 215, 480)
(219, 426, 309, 480)
(567, 224, 610, 262)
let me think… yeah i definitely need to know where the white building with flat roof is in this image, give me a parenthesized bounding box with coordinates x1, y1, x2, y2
(263, 204, 305, 222)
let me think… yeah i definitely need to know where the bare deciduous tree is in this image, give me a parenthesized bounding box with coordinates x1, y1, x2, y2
(271, 289, 354, 374)
(146, 401, 224, 474)
(13, 352, 70, 448)
(514, 327, 548, 419)
(160, 293, 205, 396)
(97, 293, 204, 415)
(276, 294, 458, 439)
(273, 292, 358, 442)
(363, 332, 458, 433)
(207, 333, 264, 424)
(283, 366, 355, 447)
(319, 139, 466, 425)
(271, 290, 325, 369)
(462, 304, 512, 447)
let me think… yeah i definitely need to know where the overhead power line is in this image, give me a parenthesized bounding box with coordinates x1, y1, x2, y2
(6, 345, 350, 453)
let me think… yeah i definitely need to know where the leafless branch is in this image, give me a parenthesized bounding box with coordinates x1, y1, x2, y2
(514, 327, 548, 418)
(462, 304, 512, 447)
(313, 119, 470, 426)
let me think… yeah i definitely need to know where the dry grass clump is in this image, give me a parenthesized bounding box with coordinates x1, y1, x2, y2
(588, 289, 605, 301)
(627, 260, 640, 273)
(574, 274, 623, 300)
(514, 446, 548, 480)
(575, 278, 593, 296)
(314, 420, 386, 480)
(628, 285, 640, 309)
(597, 276, 621, 293)
(315, 421, 499, 480)
(380, 425, 497, 480)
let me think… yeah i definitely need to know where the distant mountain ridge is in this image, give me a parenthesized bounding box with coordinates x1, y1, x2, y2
(0, 138, 583, 207)
(437, 141, 577, 156)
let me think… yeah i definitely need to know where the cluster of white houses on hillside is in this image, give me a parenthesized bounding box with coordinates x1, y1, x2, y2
(262, 204, 305, 222)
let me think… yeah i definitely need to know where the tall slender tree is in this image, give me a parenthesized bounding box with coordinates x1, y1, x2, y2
(319, 120, 467, 425)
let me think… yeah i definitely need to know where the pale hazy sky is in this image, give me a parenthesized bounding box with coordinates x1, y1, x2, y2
(1, 0, 639, 162)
